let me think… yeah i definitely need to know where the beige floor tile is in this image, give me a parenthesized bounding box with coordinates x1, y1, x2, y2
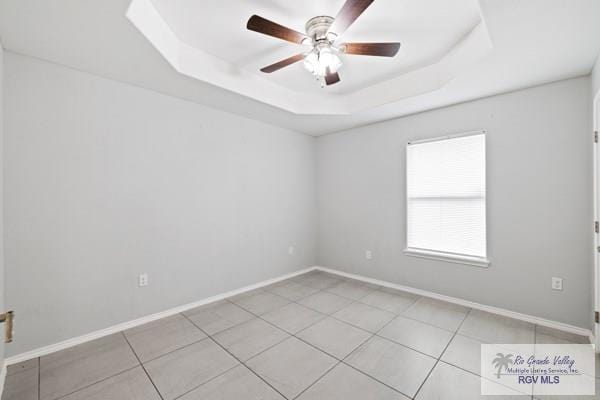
(212, 318, 289, 361)
(334, 302, 395, 332)
(379, 316, 454, 358)
(7, 359, 38, 377)
(459, 310, 535, 344)
(296, 363, 409, 400)
(403, 297, 470, 331)
(262, 302, 325, 334)
(297, 317, 372, 359)
(178, 365, 285, 400)
(230, 292, 290, 315)
(267, 281, 319, 301)
(2, 367, 38, 400)
(298, 291, 354, 314)
(246, 337, 337, 399)
(40, 333, 139, 400)
(360, 290, 419, 314)
(144, 339, 238, 400)
(59, 367, 161, 400)
(124, 314, 206, 362)
(184, 300, 254, 335)
(440, 334, 486, 375)
(416, 362, 526, 400)
(327, 280, 377, 300)
(346, 336, 436, 398)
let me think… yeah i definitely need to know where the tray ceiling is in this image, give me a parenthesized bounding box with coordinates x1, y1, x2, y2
(129, 0, 492, 114)
(1, 0, 599, 135)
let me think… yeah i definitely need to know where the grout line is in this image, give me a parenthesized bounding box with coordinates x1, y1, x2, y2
(236, 274, 452, 365)
(51, 364, 141, 400)
(317, 268, 592, 339)
(31, 274, 421, 399)
(36, 274, 432, 400)
(290, 360, 342, 400)
(25, 272, 549, 400)
(216, 276, 415, 399)
(411, 308, 472, 400)
(183, 313, 288, 366)
(121, 317, 211, 364)
(120, 332, 165, 400)
(200, 280, 387, 398)
(338, 360, 414, 398)
(179, 314, 291, 400)
(128, 331, 212, 364)
(370, 333, 445, 361)
(327, 297, 466, 400)
(292, 321, 375, 364)
(150, 316, 244, 400)
(274, 284, 414, 399)
(168, 361, 240, 400)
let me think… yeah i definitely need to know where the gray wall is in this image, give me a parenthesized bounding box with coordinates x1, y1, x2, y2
(0, 40, 5, 365)
(3, 53, 317, 356)
(593, 52, 600, 100)
(2, 50, 595, 357)
(317, 77, 593, 329)
(591, 55, 599, 335)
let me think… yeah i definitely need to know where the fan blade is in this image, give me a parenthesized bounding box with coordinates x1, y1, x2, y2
(342, 42, 401, 57)
(260, 54, 305, 73)
(247, 15, 307, 44)
(325, 68, 341, 86)
(328, 0, 375, 36)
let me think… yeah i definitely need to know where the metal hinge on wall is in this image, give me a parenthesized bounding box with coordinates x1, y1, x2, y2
(596, 221, 599, 234)
(596, 311, 599, 324)
(595, 131, 598, 143)
(0, 311, 14, 343)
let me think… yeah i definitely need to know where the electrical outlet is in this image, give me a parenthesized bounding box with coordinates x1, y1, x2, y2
(138, 273, 149, 287)
(551, 277, 563, 291)
(365, 250, 373, 260)
(288, 246, 295, 256)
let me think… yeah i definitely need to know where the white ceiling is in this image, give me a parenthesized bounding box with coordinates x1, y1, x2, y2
(0, 0, 599, 135)
(147, 0, 481, 95)
(127, 0, 491, 114)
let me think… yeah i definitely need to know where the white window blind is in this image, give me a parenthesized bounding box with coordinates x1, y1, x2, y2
(406, 132, 487, 263)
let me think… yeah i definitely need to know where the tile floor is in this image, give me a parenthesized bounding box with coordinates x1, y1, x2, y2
(2, 270, 595, 400)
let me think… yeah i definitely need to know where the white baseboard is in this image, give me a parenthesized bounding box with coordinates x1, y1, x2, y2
(5, 267, 316, 366)
(315, 266, 592, 338)
(6, 265, 592, 366)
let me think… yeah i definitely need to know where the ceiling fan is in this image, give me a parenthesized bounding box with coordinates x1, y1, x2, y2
(246, 0, 401, 87)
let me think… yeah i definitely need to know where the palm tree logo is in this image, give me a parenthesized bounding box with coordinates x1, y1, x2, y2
(492, 353, 514, 378)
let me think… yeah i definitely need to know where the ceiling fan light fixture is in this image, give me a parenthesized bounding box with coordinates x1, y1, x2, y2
(319, 47, 342, 73)
(248, 0, 399, 87)
(303, 46, 342, 78)
(303, 51, 319, 74)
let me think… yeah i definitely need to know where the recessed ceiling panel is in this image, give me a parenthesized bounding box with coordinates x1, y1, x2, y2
(149, 0, 480, 94)
(131, 0, 490, 112)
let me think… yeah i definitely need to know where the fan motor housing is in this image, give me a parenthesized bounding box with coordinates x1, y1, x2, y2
(305, 16, 335, 41)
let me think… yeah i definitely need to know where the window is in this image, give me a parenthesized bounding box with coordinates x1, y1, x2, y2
(405, 131, 488, 267)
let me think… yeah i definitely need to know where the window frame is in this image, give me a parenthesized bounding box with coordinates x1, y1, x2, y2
(404, 130, 490, 268)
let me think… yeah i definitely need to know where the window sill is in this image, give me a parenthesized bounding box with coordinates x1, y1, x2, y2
(403, 248, 490, 268)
